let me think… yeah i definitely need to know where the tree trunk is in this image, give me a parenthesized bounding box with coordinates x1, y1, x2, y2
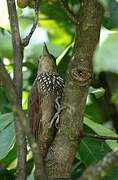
(46, 0, 104, 179)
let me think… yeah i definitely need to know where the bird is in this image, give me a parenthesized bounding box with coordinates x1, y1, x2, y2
(28, 43, 64, 156)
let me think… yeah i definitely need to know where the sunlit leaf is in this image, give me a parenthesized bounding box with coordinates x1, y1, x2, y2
(22, 91, 29, 110)
(89, 87, 105, 98)
(0, 0, 9, 29)
(94, 32, 118, 74)
(40, 20, 73, 46)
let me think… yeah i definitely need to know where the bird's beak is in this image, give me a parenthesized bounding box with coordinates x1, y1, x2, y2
(43, 43, 50, 57)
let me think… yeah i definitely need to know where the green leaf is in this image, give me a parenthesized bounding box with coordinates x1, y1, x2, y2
(79, 138, 118, 180)
(79, 138, 111, 166)
(89, 87, 105, 98)
(0, 113, 13, 131)
(27, 167, 34, 180)
(57, 43, 72, 79)
(94, 32, 118, 74)
(0, 113, 15, 160)
(0, 168, 15, 180)
(0, 28, 13, 59)
(0, 88, 11, 113)
(40, 2, 70, 23)
(84, 116, 118, 151)
(40, 20, 73, 46)
(103, 0, 118, 29)
(39, 2, 74, 46)
(1, 144, 16, 168)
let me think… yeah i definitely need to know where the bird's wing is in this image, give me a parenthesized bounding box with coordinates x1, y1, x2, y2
(28, 82, 42, 139)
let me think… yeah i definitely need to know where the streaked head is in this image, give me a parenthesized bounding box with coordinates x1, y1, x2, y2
(38, 43, 57, 73)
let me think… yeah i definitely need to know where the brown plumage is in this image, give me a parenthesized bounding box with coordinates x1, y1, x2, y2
(28, 43, 64, 156)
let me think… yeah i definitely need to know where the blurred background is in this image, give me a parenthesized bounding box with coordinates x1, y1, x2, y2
(0, 0, 118, 179)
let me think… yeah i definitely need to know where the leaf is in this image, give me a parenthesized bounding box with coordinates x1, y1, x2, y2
(0, 0, 9, 30)
(22, 91, 29, 110)
(0, 28, 13, 59)
(1, 144, 16, 168)
(27, 167, 34, 180)
(57, 43, 72, 79)
(84, 116, 118, 151)
(0, 113, 13, 131)
(80, 116, 118, 179)
(79, 138, 111, 166)
(94, 32, 118, 74)
(40, 20, 73, 46)
(89, 87, 105, 98)
(39, 2, 74, 46)
(40, 2, 69, 23)
(103, 0, 118, 29)
(0, 113, 15, 160)
(0, 168, 15, 180)
(79, 138, 118, 180)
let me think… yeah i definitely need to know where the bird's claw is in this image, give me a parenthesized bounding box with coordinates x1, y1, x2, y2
(49, 96, 65, 128)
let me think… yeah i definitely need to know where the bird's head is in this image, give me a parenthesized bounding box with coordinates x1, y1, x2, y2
(38, 43, 57, 74)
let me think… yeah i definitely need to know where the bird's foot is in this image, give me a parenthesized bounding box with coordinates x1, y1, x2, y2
(49, 96, 65, 128)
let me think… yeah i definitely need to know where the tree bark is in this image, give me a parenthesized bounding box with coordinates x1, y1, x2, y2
(46, 0, 104, 179)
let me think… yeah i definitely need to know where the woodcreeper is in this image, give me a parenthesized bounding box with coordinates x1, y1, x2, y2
(28, 43, 64, 156)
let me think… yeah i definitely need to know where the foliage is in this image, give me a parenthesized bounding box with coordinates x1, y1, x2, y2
(0, 0, 118, 179)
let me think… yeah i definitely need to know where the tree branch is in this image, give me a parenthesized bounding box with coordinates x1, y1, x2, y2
(81, 132, 118, 141)
(46, 0, 104, 178)
(6, 1, 41, 178)
(22, 0, 40, 47)
(0, 60, 48, 180)
(80, 151, 118, 180)
(6, 1, 27, 179)
(59, 0, 79, 24)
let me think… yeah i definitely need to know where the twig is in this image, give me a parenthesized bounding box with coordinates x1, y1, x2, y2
(81, 132, 118, 141)
(0, 60, 48, 180)
(80, 151, 118, 180)
(59, 0, 79, 24)
(6, 1, 27, 179)
(22, 0, 40, 47)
